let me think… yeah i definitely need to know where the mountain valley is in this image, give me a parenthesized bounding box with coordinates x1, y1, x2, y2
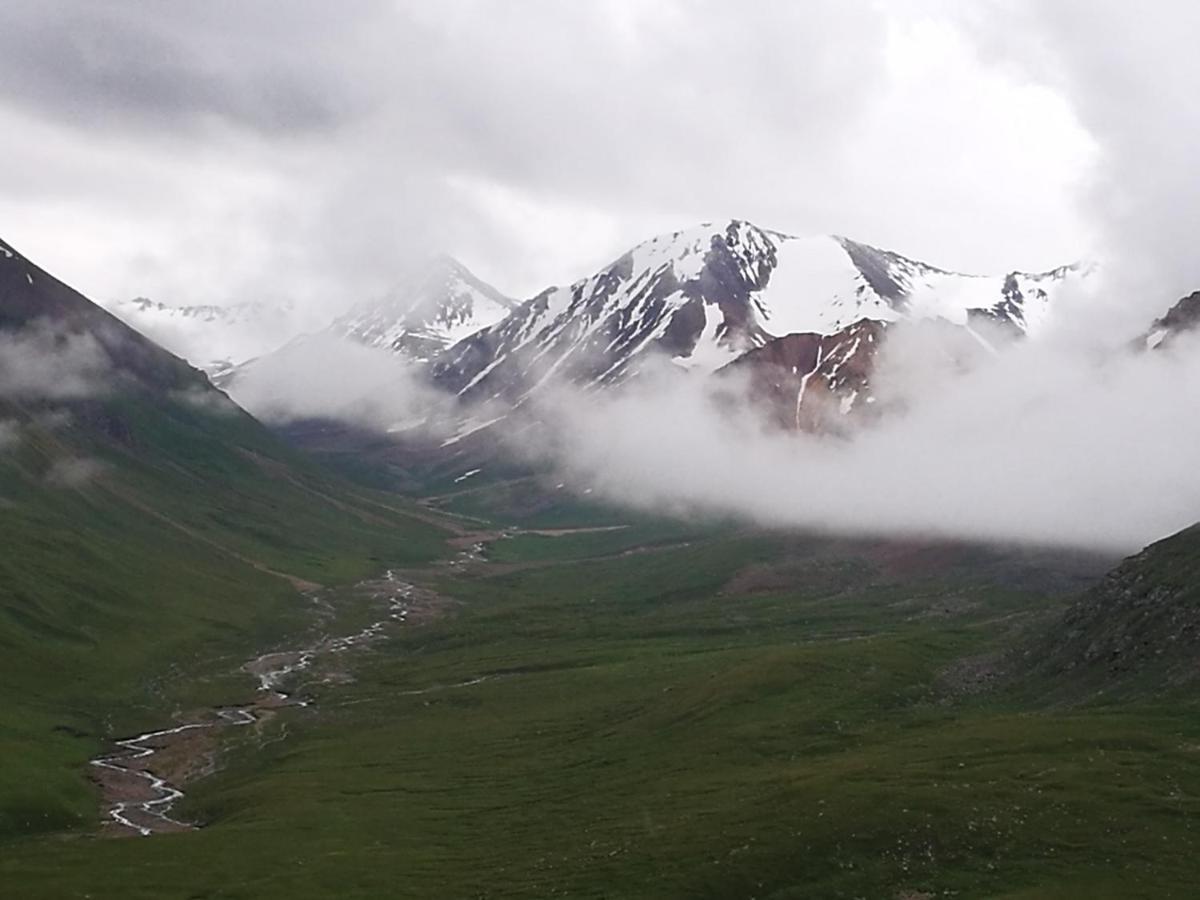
(3, 230, 1200, 900)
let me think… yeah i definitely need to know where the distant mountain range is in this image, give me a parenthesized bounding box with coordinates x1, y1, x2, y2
(104, 295, 321, 379)
(192, 256, 513, 400)
(103, 218, 1200, 446)
(192, 220, 1097, 439)
(102, 254, 517, 380)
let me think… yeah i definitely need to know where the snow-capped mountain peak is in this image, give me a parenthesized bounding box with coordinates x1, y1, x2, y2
(217, 255, 516, 404)
(331, 255, 516, 361)
(431, 219, 1092, 406)
(754, 232, 1088, 339)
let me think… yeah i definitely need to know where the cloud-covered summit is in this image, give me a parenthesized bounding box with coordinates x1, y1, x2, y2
(0, 1, 1095, 320)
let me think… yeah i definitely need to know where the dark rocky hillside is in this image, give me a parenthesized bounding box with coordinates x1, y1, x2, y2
(1025, 523, 1200, 694)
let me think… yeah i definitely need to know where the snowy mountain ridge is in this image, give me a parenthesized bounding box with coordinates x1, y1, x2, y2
(430, 219, 1093, 409)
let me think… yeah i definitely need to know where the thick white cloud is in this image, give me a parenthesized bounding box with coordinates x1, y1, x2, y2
(953, 0, 1200, 325)
(524, 327, 1200, 552)
(0, 1, 1096, 313)
(0, 323, 112, 399)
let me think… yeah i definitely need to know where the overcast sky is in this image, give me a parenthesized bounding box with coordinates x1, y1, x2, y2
(0, 1, 1190, 318)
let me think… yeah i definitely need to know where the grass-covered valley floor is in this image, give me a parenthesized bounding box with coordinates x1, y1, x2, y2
(7, 221, 1197, 898)
(6, 496, 1200, 900)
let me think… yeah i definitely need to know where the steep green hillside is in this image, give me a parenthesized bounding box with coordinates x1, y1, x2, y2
(0, 238, 450, 838)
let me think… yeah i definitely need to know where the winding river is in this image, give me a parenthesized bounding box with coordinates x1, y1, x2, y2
(89, 571, 424, 836)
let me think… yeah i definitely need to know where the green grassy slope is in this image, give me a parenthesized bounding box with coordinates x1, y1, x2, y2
(0, 239, 451, 840)
(0, 396, 449, 840)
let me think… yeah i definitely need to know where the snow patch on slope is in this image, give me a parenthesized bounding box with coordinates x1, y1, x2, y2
(755, 235, 898, 335)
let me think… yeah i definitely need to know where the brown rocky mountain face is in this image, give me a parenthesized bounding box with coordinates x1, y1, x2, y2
(715, 315, 999, 434)
(717, 319, 885, 432)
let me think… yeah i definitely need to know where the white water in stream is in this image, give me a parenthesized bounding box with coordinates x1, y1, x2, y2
(89, 710, 259, 835)
(90, 572, 420, 836)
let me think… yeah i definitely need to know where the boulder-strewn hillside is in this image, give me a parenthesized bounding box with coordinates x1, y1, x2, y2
(1026, 523, 1200, 694)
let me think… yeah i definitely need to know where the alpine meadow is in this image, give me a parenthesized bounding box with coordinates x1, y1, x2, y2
(3, 3, 1200, 899)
